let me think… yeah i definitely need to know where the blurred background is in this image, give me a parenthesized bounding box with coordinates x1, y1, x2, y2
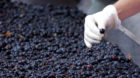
(12, 0, 140, 67)
(12, 0, 78, 6)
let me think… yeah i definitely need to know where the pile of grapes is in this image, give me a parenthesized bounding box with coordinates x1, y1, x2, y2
(0, 0, 140, 77)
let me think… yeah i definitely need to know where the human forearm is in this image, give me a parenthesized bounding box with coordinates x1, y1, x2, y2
(114, 0, 140, 20)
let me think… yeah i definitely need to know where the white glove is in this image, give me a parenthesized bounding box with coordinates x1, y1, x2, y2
(84, 5, 121, 48)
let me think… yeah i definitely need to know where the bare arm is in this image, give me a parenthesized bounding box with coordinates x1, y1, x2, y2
(114, 0, 140, 20)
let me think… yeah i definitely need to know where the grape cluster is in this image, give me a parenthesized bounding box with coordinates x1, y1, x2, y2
(0, 0, 140, 78)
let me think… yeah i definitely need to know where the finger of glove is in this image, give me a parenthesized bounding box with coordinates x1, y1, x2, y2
(84, 33, 100, 44)
(84, 39, 92, 48)
(97, 21, 106, 31)
(94, 13, 106, 30)
(85, 16, 100, 36)
(84, 26, 102, 41)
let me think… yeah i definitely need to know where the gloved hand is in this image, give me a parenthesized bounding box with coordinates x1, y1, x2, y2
(84, 5, 121, 48)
